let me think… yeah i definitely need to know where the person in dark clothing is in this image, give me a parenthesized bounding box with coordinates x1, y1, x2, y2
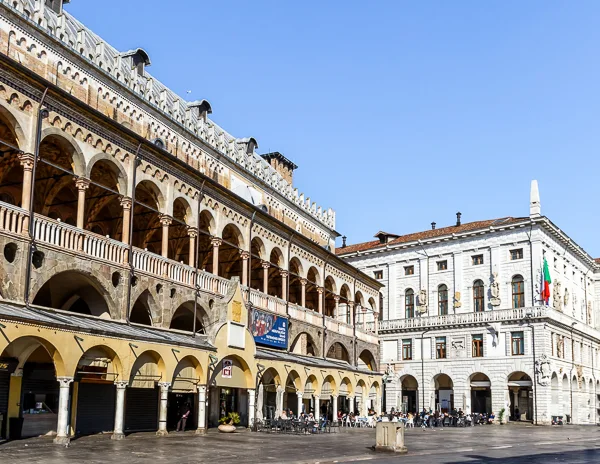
(176, 404, 191, 432)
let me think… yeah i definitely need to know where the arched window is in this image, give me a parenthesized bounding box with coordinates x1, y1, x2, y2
(473, 280, 485, 312)
(405, 289, 415, 319)
(512, 275, 525, 308)
(438, 284, 448, 316)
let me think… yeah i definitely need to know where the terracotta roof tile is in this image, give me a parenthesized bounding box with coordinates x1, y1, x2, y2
(336, 217, 528, 255)
(595, 258, 600, 264)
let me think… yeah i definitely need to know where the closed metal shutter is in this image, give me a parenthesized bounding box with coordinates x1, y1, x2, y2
(124, 387, 158, 432)
(0, 371, 10, 438)
(76, 383, 115, 436)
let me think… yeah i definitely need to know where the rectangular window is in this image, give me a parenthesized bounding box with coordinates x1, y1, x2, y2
(402, 339, 412, 360)
(472, 334, 484, 357)
(405, 291, 415, 318)
(373, 270, 383, 280)
(436, 337, 446, 359)
(437, 260, 448, 271)
(511, 331, 524, 355)
(472, 254, 484, 265)
(510, 248, 523, 260)
(404, 265, 414, 275)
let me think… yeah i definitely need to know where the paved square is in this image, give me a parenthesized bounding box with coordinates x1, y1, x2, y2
(1, 424, 599, 463)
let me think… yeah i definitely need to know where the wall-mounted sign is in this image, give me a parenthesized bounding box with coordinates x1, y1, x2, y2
(231, 301, 242, 323)
(0, 357, 17, 373)
(251, 308, 288, 349)
(222, 359, 233, 379)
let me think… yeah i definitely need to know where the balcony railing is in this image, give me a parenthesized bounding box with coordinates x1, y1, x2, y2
(0, 202, 231, 297)
(372, 306, 549, 332)
(242, 286, 287, 316)
(324, 315, 354, 337)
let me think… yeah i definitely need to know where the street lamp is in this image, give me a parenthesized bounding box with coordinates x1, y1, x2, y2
(421, 328, 432, 411)
(569, 321, 577, 424)
(524, 314, 537, 425)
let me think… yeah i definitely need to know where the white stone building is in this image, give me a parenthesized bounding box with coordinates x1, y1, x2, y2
(337, 181, 600, 425)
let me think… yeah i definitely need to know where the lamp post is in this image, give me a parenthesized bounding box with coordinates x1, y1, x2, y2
(525, 314, 537, 425)
(569, 322, 577, 424)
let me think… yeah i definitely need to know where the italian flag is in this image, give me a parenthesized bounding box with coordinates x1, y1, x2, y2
(541, 257, 551, 305)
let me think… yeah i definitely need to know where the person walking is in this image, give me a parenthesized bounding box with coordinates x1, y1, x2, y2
(176, 404, 191, 432)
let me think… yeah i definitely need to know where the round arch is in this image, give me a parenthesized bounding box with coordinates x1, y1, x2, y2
(169, 301, 208, 334)
(31, 270, 116, 319)
(0, 101, 26, 148)
(290, 331, 318, 357)
(86, 153, 128, 194)
(326, 341, 350, 363)
(130, 289, 158, 326)
(40, 127, 86, 176)
(358, 349, 377, 371)
(507, 371, 533, 421)
(171, 355, 204, 392)
(74, 344, 124, 380)
(129, 349, 166, 388)
(0, 335, 67, 377)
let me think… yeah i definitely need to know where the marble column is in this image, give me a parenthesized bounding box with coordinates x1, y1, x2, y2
(348, 396, 355, 414)
(248, 389, 256, 428)
(188, 227, 197, 267)
(313, 394, 320, 420)
(120, 197, 132, 247)
(156, 382, 171, 436)
(300, 279, 307, 307)
(211, 238, 222, 276)
(53, 377, 74, 444)
(334, 296, 340, 320)
(75, 177, 90, 230)
(240, 251, 250, 286)
(276, 386, 284, 417)
(317, 287, 324, 313)
(262, 262, 270, 294)
(296, 391, 304, 416)
(18, 153, 34, 232)
(332, 394, 338, 421)
(257, 383, 264, 420)
(280, 270, 288, 300)
(195, 385, 207, 435)
(111, 381, 127, 440)
(159, 215, 172, 258)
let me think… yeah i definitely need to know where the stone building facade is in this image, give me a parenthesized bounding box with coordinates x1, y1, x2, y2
(338, 181, 600, 425)
(0, 0, 381, 442)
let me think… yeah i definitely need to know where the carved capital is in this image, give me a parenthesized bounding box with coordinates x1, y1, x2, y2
(18, 152, 35, 170)
(240, 251, 250, 260)
(75, 177, 91, 191)
(57, 377, 74, 387)
(296, 391, 304, 398)
(197, 384, 207, 394)
(317, 287, 324, 295)
(300, 278, 308, 287)
(119, 196, 132, 210)
(187, 227, 198, 239)
(279, 270, 289, 278)
(157, 381, 171, 391)
(211, 237, 223, 247)
(159, 214, 173, 227)
(333, 296, 340, 302)
(114, 381, 128, 389)
(261, 261, 271, 269)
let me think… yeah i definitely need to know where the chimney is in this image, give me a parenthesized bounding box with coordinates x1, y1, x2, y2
(456, 212, 462, 226)
(431, 222, 436, 230)
(260, 152, 298, 185)
(342, 236, 347, 248)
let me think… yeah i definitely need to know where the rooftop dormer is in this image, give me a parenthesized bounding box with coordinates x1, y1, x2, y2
(374, 231, 400, 244)
(120, 48, 151, 77)
(46, 0, 70, 15)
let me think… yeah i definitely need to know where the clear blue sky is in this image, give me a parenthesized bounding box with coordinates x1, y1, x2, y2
(67, 1, 600, 257)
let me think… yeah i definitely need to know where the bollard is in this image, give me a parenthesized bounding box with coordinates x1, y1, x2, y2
(375, 421, 408, 454)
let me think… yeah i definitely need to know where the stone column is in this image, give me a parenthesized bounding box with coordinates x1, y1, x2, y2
(18, 153, 34, 232)
(262, 262, 270, 294)
(211, 238, 222, 276)
(348, 396, 355, 414)
(334, 296, 340, 320)
(317, 287, 324, 313)
(300, 279, 307, 307)
(248, 389, 256, 428)
(53, 377, 73, 444)
(296, 391, 304, 416)
(313, 394, 320, 420)
(188, 227, 197, 267)
(111, 381, 127, 440)
(347, 303, 354, 325)
(375, 391, 382, 415)
(156, 382, 171, 436)
(240, 251, 250, 286)
(362, 395, 369, 417)
(159, 215, 172, 258)
(332, 395, 338, 421)
(280, 270, 288, 300)
(75, 177, 90, 230)
(196, 385, 207, 435)
(120, 197, 132, 246)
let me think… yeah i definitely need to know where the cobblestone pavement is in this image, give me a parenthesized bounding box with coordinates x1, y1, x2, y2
(0, 424, 599, 463)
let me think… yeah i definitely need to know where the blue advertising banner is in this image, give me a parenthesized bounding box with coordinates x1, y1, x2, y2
(251, 308, 288, 349)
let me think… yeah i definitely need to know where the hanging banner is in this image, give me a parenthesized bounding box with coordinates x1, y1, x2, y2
(251, 308, 288, 349)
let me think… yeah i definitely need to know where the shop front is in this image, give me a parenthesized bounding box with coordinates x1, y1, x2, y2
(0, 357, 17, 439)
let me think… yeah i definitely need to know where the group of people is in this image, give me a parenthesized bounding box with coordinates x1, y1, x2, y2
(382, 407, 496, 428)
